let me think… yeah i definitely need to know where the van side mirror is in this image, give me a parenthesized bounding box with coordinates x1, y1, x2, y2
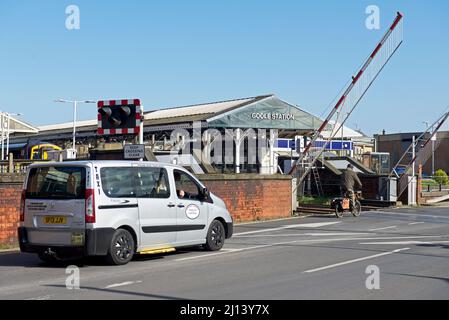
(201, 187, 210, 200)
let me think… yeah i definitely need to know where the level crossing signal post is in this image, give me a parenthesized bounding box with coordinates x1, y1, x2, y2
(97, 99, 144, 160)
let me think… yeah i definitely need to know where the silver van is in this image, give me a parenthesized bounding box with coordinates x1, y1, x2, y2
(18, 161, 233, 265)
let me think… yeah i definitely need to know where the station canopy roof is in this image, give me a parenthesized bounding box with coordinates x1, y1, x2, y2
(142, 94, 325, 131)
(0, 113, 38, 134)
(321, 121, 365, 139)
(205, 95, 324, 131)
(24, 94, 327, 138)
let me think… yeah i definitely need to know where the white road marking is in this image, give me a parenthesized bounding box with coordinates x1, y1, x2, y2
(360, 240, 449, 245)
(235, 215, 310, 226)
(369, 226, 397, 231)
(104, 281, 142, 289)
(303, 248, 410, 273)
(175, 244, 273, 261)
(176, 235, 449, 262)
(408, 222, 425, 225)
(235, 232, 370, 238)
(283, 222, 342, 228)
(272, 235, 449, 244)
(234, 222, 341, 236)
(305, 232, 370, 236)
(25, 294, 54, 300)
(374, 211, 449, 219)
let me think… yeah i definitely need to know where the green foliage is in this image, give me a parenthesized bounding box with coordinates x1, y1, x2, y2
(421, 179, 439, 187)
(298, 196, 333, 205)
(434, 169, 449, 185)
(0, 243, 18, 250)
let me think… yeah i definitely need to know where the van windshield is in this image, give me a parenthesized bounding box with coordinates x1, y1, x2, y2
(26, 166, 86, 199)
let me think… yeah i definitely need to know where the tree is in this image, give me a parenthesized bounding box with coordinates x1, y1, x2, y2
(434, 169, 449, 185)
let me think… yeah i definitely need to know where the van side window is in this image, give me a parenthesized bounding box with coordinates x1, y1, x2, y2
(101, 167, 136, 198)
(136, 168, 170, 199)
(173, 170, 202, 201)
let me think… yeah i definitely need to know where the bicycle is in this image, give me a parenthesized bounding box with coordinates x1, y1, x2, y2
(331, 190, 362, 218)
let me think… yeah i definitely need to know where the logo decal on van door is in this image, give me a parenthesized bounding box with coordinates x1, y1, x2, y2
(185, 204, 200, 220)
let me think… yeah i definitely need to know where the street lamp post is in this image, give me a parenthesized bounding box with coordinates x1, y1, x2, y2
(54, 99, 96, 151)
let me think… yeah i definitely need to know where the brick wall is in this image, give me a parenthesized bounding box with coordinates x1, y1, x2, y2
(198, 174, 293, 223)
(0, 173, 293, 246)
(0, 174, 25, 246)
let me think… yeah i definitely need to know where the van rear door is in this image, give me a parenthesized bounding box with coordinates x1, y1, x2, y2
(24, 165, 87, 246)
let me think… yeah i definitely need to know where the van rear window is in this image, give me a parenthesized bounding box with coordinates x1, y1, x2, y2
(26, 166, 86, 199)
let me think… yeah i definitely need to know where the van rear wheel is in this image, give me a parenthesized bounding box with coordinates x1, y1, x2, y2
(203, 220, 225, 251)
(106, 229, 135, 265)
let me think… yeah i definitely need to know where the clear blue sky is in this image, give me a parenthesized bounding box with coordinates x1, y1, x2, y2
(1, 1, 448, 135)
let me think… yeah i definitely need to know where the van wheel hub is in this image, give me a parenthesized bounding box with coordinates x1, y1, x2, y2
(211, 223, 224, 246)
(114, 235, 132, 260)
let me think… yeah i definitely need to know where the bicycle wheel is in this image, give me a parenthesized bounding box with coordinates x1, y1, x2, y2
(352, 201, 361, 217)
(335, 205, 344, 218)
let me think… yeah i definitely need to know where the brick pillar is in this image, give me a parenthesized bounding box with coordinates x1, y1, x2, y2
(0, 174, 25, 246)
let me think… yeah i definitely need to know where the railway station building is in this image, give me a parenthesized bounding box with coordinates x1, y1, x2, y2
(9, 95, 319, 173)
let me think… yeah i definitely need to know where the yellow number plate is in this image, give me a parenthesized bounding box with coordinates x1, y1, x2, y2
(43, 216, 67, 224)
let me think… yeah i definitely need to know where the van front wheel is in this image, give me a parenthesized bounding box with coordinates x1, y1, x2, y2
(203, 220, 225, 251)
(106, 229, 135, 265)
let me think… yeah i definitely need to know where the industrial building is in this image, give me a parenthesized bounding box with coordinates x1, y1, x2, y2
(375, 131, 449, 176)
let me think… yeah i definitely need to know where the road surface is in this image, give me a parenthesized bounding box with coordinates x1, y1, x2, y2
(1, 206, 449, 300)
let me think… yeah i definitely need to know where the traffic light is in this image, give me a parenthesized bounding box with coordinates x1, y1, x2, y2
(97, 99, 142, 135)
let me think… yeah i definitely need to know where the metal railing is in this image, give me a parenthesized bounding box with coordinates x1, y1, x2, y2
(0, 159, 49, 174)
(421, 177, 449, 192)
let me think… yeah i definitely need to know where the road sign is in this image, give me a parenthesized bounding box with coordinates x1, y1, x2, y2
(97, 99, 142, 135)
(124, 144, 145, 159)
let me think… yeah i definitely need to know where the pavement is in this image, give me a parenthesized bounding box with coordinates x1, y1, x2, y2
(1, 206, 449, 300)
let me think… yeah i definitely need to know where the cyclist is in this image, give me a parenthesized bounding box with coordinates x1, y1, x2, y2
(341, 163, 363, 205)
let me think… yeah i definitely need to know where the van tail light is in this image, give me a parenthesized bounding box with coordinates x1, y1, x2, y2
(19, 190, 26, 222)
(85, 189, 96, 223)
